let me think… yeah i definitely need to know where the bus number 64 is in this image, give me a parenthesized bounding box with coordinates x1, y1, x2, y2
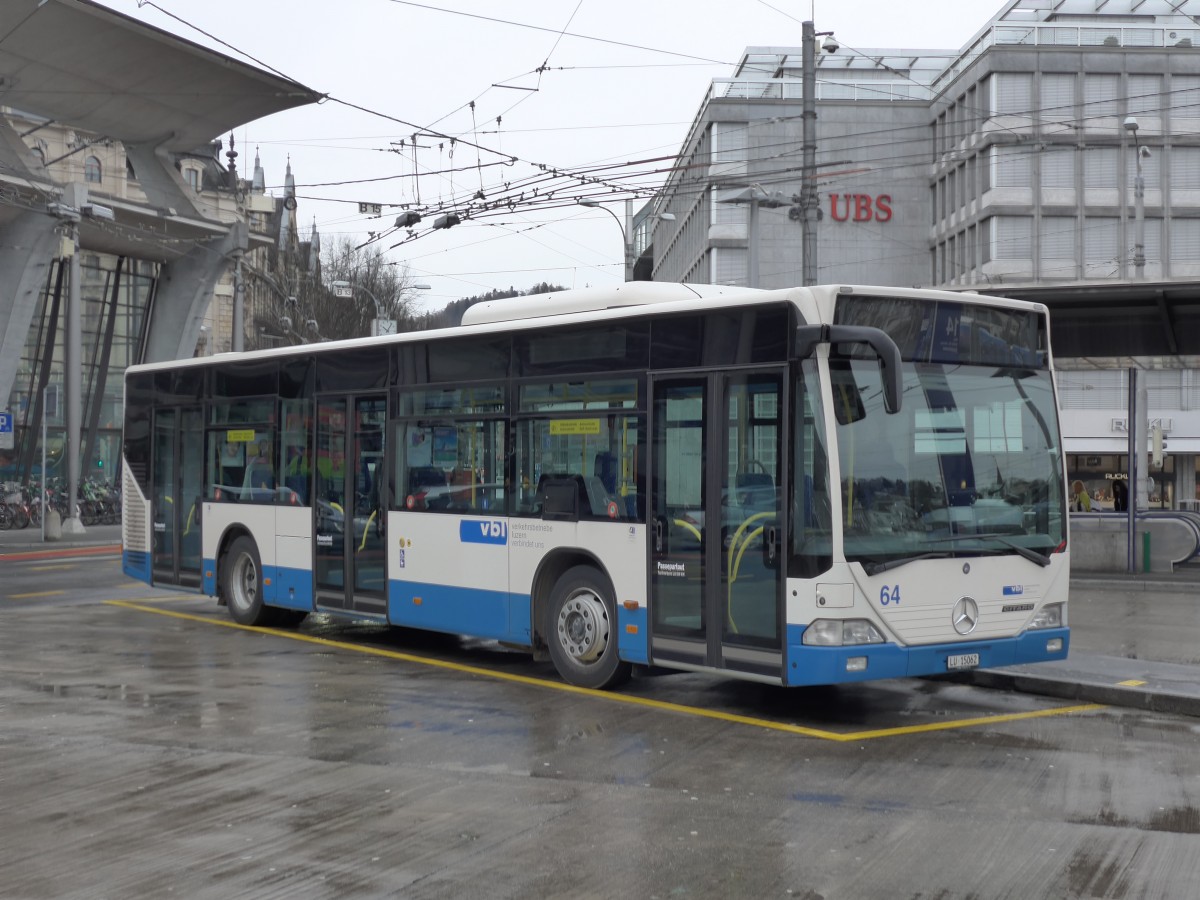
(879, 585, 901, 606)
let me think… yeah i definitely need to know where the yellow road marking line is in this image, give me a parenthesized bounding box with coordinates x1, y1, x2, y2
(105, 599, 1105, 742)
(1116, 679, 1147, 687)
(8, 590, 65, 599)
(29, 564, 79, 572)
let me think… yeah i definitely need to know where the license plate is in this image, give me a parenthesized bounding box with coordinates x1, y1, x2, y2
(947, 653, 980, 671)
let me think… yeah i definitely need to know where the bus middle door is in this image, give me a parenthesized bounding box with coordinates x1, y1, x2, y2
(649, 371, 785, 681)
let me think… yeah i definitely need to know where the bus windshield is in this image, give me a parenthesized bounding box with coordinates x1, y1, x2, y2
(834, 359, 1065, 572)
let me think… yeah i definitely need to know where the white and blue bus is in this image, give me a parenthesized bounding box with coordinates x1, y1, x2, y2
(122, 282, 1069, 689)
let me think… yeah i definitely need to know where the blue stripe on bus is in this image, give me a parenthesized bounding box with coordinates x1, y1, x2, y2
(201, 558, 217, 596)
(265, 565, 314, 611)
(784, 624, 1070, 686)
(123, 550, 151, 582)
(617, 604, 648, 664)
(389, 579, 531, 644)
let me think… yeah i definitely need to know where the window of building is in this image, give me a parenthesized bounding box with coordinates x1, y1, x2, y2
(1083, 74, 1119, 120)
(1039, 217, 1075, 274)
(1127, 74, 1162, 116)
(993, 216, 1032, 259)
(1173, 147, 1200, 190)
(1173, 74, 1200, 119)
(711, 121, 746, 178)
(1040, 146, 1075, 188)
(1083, 217, 1120, 269)
(712, 246, 748, 285)
(83, 156, 102, 183)
(992, 146, 1031, 187)
(993, 73, 1032, 116)
(1041, 73, 1075, 121)
(184, 166, 202, 192)
(1171, 218, 1200, 260)
(1083, 147, 1117, 189)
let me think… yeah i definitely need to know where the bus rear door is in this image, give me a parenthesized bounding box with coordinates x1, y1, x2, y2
(314, 395, 387, 616)
(151, 405, 203, 588)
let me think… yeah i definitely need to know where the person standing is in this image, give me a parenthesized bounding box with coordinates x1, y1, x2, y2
(1112, 478, 1128, 512)
(1071, 479, 1092, 512)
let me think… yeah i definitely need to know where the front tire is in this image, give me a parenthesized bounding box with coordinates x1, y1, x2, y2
(547, 566, 631, 690)
(221, 535, 272, 626)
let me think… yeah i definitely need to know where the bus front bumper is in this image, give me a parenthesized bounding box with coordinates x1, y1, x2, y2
(784, 626, 1070, 687)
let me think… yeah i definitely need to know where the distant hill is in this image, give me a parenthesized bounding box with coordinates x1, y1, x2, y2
(415, 282, 566, 330)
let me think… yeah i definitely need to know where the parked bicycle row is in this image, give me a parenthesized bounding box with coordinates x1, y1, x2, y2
(0, 478, 121, 530)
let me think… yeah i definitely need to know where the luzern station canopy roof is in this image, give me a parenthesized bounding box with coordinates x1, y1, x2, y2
(0, 0, 321, 152)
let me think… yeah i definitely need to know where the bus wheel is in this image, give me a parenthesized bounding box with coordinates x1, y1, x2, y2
(222, 536, 270, 626)
(547, 566, 631, 690)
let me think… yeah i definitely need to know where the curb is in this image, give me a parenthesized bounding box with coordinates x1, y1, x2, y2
(956, 668, 1200, 718)
(0, 543, 121, 562)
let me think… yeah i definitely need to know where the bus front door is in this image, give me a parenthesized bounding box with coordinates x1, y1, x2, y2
(151, 406, 203, 588)
(649, 372, 785, 680)
(314, 395, 387, 616)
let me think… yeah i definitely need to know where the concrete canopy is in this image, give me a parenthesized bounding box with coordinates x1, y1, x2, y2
(0, 0, 322, 151)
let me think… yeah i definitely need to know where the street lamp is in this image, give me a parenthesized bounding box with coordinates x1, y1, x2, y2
(716, 184, 788, 288)
(801, 20, 838, 286)
(1123, 116, 1147, 280)
(580, 200, 633, 281)
(331, 279, 431, 336)
(580, 200, 675, 281)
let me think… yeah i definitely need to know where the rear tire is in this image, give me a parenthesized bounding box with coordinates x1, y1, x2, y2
(221, 535, 272, 626)
(547, 566, 631, 690)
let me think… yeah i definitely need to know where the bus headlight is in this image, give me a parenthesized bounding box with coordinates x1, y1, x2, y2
(803, 619, 886, 646)
(1027, 602, 1065, 630)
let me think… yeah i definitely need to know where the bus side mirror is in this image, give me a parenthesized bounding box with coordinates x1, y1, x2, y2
(796, 324, 902, 415)
(828, 360, 866, 425)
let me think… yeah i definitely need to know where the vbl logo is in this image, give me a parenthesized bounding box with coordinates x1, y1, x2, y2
(460, 519, 508, 545)
(828, 193, 892, 223)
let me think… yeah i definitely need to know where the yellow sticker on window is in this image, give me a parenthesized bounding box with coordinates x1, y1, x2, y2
(549, 419, 601, 436)
(226, 429, 256, 443)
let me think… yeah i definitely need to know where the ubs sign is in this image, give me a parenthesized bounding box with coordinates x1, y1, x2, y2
(829, 193, 892, 223)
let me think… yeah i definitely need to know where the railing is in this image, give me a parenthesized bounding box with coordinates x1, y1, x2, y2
(708, 78, 932, 104)
(934, 24, 1200, 91)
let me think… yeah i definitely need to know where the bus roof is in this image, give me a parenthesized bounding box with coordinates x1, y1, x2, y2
(460, 282, 752, 326)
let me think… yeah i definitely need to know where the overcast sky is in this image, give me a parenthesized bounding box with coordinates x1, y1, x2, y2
(99, 0, 1008, 312)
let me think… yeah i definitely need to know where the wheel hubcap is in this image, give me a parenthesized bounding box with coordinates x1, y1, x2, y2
(557, 589, 610, 663)
(230, 553, 257, 613)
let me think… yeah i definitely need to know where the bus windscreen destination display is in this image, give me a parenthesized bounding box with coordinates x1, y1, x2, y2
(834, 295, 1046, 368)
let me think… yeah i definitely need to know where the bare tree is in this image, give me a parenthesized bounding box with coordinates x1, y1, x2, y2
(318, 237, 422, 340)
(244, 237, 424, 348)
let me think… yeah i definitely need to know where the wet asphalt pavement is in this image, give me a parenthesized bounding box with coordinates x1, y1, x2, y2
(2, 525, 1200, 898)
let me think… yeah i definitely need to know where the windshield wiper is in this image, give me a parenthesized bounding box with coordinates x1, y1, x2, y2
(928, 533, 1051, 568)
(861, 551, 953, 575)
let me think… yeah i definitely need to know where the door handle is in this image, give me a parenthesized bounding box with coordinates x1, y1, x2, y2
(654, 517, 664, 553)
(764, 523, 779, 567)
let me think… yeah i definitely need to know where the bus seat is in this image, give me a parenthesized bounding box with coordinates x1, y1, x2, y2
(593, 451, 617, 493)
(584, 476, 610, 517)
(736, 471, 774, 507)
(537, 473, 588, 521)
(408, 466, 446, 493)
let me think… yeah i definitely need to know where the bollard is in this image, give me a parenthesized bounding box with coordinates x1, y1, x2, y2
(1142, 531, 1151, 574)
(44, 509, 62, 541)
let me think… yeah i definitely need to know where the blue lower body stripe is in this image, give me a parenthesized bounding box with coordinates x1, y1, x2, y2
(784, 625, 1070, 686)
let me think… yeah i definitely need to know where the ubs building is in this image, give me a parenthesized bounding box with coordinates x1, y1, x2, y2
(642, 0, 1200, 510)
